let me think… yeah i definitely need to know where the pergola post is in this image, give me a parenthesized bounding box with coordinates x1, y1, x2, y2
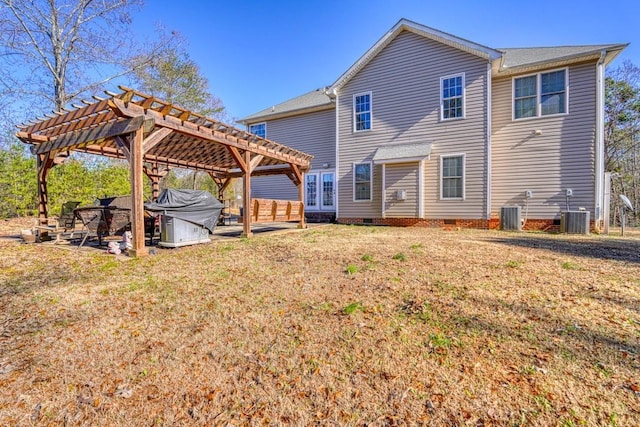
(150, 163, 160, 201)
(298, 171, 306, 229)
(36, 152, 55, 225)
(129, 127, 147, 257)
(242, 150, 253, 238)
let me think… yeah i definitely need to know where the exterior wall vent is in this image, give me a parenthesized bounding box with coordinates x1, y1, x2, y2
(395, 190, 407, 201)
(560, 211, 590, 234)
(500, 206, 522, 231)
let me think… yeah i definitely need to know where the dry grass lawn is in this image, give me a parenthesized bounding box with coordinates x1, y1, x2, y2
(0, 220, 639, 426)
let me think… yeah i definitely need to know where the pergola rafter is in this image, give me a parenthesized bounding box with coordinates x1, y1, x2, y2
(16, 87, 312, 257)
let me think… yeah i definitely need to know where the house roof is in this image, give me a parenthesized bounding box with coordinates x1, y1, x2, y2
(241, 19, 627, 123)
(239, 87, 334, 124)
(495, 44, 627, 75)
(372, 142, 432, 164)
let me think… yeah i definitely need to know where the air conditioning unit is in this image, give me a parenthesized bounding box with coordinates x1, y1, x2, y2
(560, 211, 590, 234)
(500, 206, 521, 231)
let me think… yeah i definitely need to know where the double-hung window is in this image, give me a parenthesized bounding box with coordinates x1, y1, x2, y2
(514, 69, 567, 119)
(353, 92, 371, 131)
(441, 154, 465, 199)
(441, 73, 465, 120)
(354, 162, 372, 201)
(249, 122, 266, 138)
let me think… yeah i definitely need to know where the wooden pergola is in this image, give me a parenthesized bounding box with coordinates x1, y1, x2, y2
(16, 87, 312, 256)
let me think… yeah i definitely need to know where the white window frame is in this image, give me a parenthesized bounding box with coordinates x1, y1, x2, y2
(353, 162, 372, 202)
(440, 154, 465, 200)
(249, 122, 267, 138)
(353, 91, 372, 132)
(512, 68, 569, 121)
(440, 73, 465, 121)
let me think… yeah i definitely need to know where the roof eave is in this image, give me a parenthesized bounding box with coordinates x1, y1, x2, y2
(239, 102, 335, 125)
(493, 44, 629, 77)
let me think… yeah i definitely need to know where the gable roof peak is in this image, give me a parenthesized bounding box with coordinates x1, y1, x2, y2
(329, 18, 501, 92)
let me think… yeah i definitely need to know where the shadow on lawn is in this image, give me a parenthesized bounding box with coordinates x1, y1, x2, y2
(457, 294, 640, 369)
(484, 235, 640, 264)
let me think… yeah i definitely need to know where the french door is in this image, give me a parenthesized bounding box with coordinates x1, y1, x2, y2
(305, 172, 335, 210)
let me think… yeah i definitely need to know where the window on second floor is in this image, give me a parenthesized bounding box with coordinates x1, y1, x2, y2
(249, 122, 266, 138)
(353, 92, 371, 132)
(441, 73, 465, 120)
(514, 69, 567, 120)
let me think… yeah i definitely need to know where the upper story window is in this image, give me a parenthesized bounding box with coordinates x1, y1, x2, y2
(249, 122, 266, 138)
(514, 69, 567, 120)
(441, 73, 465, 120)
(441, 154, 465, 200)
(353, 92, 371, 132)
(354, 162, 372, 201)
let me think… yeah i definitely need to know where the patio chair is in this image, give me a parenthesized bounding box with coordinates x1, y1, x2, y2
(74, 206, 131, 247)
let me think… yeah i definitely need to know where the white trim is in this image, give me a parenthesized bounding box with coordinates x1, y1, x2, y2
(440, 153, 466, 200)
(353, 161, 373, 202)
(335, 94, 340, 218)
(418, 160, 424, 218)
(512, 67, 569, 121)
(486, 62, 492, 220)
(440, 72, 466, 121)
(595, 51, 606, 224)
(381, 164, 386, 218)
(248, 122, 267, 138)
(353, 91, 372, 132)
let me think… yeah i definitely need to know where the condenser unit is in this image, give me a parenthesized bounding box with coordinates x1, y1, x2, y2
(500, 206, 521, 231)
(560, 211, 590, 234)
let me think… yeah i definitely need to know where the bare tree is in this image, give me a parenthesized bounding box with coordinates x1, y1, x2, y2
(605, 60, 640, 225)
(0, 0, 170, 112)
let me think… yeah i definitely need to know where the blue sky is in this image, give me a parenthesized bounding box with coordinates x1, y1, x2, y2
(132, 0, 640, 123)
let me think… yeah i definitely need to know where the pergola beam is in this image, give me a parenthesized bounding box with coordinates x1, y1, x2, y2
(32, 116, 147, 155)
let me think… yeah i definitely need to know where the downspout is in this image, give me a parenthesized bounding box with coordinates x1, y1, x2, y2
(333, 88, 340, 219)
(486, 61, 492, 224)
(595, 50, 607, 229)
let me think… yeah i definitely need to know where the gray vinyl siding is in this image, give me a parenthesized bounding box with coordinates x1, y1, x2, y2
(491, 62, 597, 219)
(249, 108, 335, 205)
(384, 163, 419, 217)
(337, 30, 489, 219)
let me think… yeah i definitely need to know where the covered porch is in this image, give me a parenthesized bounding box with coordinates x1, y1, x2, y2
(16, 87, 313, 256)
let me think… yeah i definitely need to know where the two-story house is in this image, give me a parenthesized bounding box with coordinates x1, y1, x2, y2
(239, 19, 626, 230)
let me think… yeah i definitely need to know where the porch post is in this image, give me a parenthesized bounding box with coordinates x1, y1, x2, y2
(241, 150, 253, 238)
(129, 127, 148, 257)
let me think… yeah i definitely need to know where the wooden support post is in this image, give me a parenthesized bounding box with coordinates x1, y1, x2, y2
(36, 152, 55, 225)
(129, 127, 148, 257)
(242, 150, 252, 238)
(151, 163, 160, 201)
(298, 171, 306, 229)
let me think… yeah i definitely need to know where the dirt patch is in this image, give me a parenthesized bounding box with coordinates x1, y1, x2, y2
(0, 222, 639, 425)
